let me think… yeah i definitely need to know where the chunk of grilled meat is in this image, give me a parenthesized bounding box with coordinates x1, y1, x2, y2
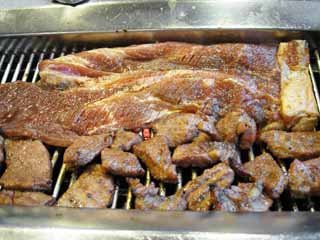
(259, 130, 320, 159)
(64, 135, 112, 169)
(243, 153, 288, 198)
(101, 148, 145, 177)
(152, 113, 204, 147)
(216, 111, 257, 149)
(57, 164, 114, 208)
(0, 190, 54, 206)
(111, 130, 142, 151)
(0, 139, 52, 191)
(0, 135, 4, 165)
(127, 178, 187, 211)
(212, 182, 273, 212)
(133, 136, 177, 183)
(288, 158, 320, 197)
(184, 163, 234, 211)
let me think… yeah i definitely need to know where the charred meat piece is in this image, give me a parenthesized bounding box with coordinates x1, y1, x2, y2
(243, 153, 288, 198)
(259, 131, 320, 159)
(288, 158, 320, 197)
(101, 148, 145, 177)
(0, 190, 54, 206)
(111, 130, 142, 151)
(184, 163, 234, 211)
(64, 135, 111, 169)
(212, 182, 273, 212)
(151, 113, 203, 147)
(216, 111, 257, 149)
(193, 132, 212, 143)
(0, 135, 4, 165)
(127, 178, 187, 211)
(133, 136, 177, 183)
(0, 190, 13, 205)
(0, 139, 52, 191)
(57, 164, 114, 208)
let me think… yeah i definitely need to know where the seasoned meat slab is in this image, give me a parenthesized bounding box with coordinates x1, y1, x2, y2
(288, 158, 320, 197)
(0, 139, 52, 191)
(101, 148, 145, 177)
(259, 130, 320, 159)
(128, 178, 187, 211)
(64, 135, 112, 169)
(0, 190, 53, 206)
(212, 182, 273, 212)
(133, 136, 177, 183)
(243, 153, 288, 198)
(111, 130, 142, 151)
(57, 164, 114, 208)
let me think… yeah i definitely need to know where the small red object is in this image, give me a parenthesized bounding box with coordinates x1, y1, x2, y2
(143, 128, 151, 139)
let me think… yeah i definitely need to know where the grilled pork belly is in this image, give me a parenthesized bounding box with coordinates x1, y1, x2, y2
(0, 139, 52, 191)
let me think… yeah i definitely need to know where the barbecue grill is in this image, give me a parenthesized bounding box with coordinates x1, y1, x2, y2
(0, 0, 320, 239)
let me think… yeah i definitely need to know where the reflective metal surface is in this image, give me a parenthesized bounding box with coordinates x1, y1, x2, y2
(0, 0, 320, 37)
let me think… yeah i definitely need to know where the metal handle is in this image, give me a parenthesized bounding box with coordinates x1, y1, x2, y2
(54, 0, 88, 6)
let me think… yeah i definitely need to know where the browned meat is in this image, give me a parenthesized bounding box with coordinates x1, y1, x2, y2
(101, 148, 145, 177)
(259, 130, 320, 159)
(133, 136, 177, 183)
(63, 135, 112, 169)
(127, 178, 187, 211)
(0, 135, 4, 165)
(0, 190, 54, 206)
(184, 163, 234, 211)
(288, 158, 320, 197)
(243, 153, 288, 198)
(57, 164, 114, 208)
(151, 113, 203, 147)
(193, 132, 212, 143)
(212, 182, 273, 212)
(216, 111, 257, 149)
(0, 139, 52, 191)
(0, 190, 13, 205)
(111, 130, 142, 151)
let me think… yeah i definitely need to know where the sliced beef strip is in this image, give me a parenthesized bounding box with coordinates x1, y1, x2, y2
(243, 152, 288, 198)
(212, 182, 273, 212)
(0, 139, 52, 191)
(63, 135, 112, 169)
(288, 158, 320, 197)
(133, 136, 177, 183)
(0, 190, 53, 206)
(101, 148, 145, 177)
(111, 130, 143, 151)
(57, 164, 114, 208)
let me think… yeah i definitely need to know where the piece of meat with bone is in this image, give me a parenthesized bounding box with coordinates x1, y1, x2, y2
(259, 130, 320, 159)
(57, 164, 114, 208)
(184, 163, 234, 211)
(133, 136, 177, 183)
(101, 148, 145, 177)
(111, 130, 142, 151)
(0, 139, 52, 191)
(216, 110, 257, 149)
(127, 178, 187, 211)
(288, 158, 320, 198)
(0, 135, 4, 165)
(243, 153, 288, 198)
(212, 182, 273, 212)
(63, 135, 112, 169)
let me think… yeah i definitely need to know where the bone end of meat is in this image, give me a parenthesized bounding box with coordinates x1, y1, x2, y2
(101, 148, 145, 177)
(63, 135, 112, 169)
(0, 139, 52, 191)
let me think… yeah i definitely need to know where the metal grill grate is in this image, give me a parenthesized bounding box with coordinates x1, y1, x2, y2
(0, 36, 319, 211)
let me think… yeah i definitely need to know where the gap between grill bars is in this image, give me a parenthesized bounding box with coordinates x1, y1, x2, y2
(0, 37, 319, 211)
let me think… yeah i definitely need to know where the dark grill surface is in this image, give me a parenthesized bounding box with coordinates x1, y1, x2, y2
(0, 36, 319, 211)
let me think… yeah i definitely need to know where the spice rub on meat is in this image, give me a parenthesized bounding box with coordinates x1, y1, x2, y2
(0, 190, 53, 206)
(111, 130, 142, 151)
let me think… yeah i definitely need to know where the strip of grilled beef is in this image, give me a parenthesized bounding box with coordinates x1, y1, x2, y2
(0, 139, 52, 191)
(101, 148, 145, 177)
(211, 182, 273, 212)
(184, 163, 234, 211)
(259, 130, 320, 159)
(64, 135, 112, 169)
(111, 130, 142, 151)
(0, 135, 4, 165)
(216, 110, 257, 149)
(133, 136, 177, 183)
(0, 190, 53, 206)
(57, 164, 114, 208)
(243, 153, 288, 198)
(288, 158, 320, 197)
(127, 178, 187, 211)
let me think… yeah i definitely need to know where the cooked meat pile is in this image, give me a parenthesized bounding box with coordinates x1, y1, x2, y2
(0, 139, 52, 191)
(0, 40, 319, 211)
